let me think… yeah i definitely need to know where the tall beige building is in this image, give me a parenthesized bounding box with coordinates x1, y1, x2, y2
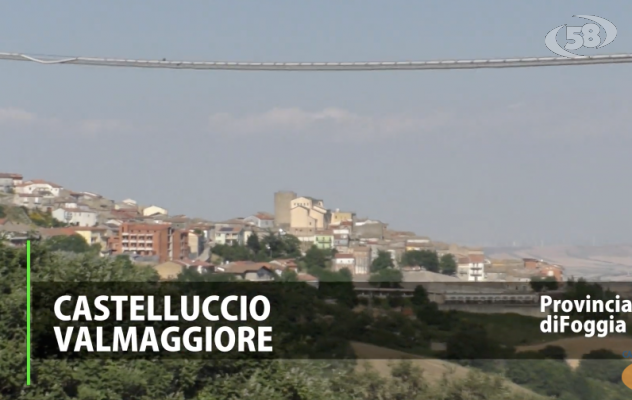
(289, 196, 330, 229)
(274, 191, 297, 228)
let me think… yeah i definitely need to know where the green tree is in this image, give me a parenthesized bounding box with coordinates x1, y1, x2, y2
(46, 234, 93, 253)
(370, 250, 394, 272)
(538, 345, 567, 361)
(246, 232, 261, 253)
(577, 349, 628, 384)
(411, 285, 430, 307)
(401, 250, 439, 272)
(280, 269, 299, 282)
(369, 268, 402, 288)
(530, 276, 559, 292)
(303, 245, 328, 270)
(439, 253, 457, 275)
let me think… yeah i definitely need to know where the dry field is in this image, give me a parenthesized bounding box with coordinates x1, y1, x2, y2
(349, 341, 544, 397)
(516, 336, 632, 368)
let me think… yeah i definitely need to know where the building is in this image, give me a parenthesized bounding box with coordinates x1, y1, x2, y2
(71, 227, 108, 250)
(154, 259, 214, 281)
(52, 208, 98, 227)
(457, 254, 486, 282)
(274, 191, 297, 228)
(142, 205, 168, 217)
(112, 222, 189, 263)
(314, 231, 334, 250)
(333, 253, 355, 273)
(0, 173, 22, 193)
(243, 212, 275, 229)
(188, 231, 201, 257)
(215, 261, 281, 281)
(330, 210, 355, 225)
(405, 237, 432, 252)
(350, 246, 372, 275)
(290, 196, 330, 229)
(354, 219, 387, 240)
(214, 226, 241, 245)
(13, 194, 43, 209)
(15, 180, 62, 197)
(0, 219, 32, 247)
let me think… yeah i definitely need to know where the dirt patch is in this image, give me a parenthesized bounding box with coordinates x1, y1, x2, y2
(516, 336, 632, 368)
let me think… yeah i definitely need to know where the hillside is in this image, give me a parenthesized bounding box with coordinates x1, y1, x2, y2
(349, 341, 547, 398)
(0, 203, 32, 225)
(516, 336, 632, 368)
(487, 245, 632, 280)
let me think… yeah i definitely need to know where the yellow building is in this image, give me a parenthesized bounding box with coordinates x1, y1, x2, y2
(289, 196, 329, 229)
(73, 227, 108, 250)
(330, 210, 355, 225)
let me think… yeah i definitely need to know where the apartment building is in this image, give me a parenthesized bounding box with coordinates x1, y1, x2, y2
(112, 222, 189, 263)
(457, 254, 486, 282)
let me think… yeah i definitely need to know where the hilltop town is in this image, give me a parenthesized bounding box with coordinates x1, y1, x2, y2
(0, 172, 564, 283)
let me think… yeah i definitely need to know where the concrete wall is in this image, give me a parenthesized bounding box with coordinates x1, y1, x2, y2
(274, 191, 296, 228)
(438, 303, 548, 318)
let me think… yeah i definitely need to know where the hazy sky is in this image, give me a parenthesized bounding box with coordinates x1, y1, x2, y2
(1, 1, 631, 246)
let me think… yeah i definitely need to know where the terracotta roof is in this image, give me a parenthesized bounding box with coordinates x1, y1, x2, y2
(70, 226, 107, 232)
(39, 228, 77, 237)
(220, 262, 278, 274)
(19, 179, 62, 188)
(122, 223, 170, 230)
(0, 173, 22, 179)
(469, 254, 486, 263)
(457, 257, 470, 264)
(335, 253, 354, 259)
(254, 212, 274, 220)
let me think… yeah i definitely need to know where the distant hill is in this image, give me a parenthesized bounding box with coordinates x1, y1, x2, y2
(486, 245, 632, 281)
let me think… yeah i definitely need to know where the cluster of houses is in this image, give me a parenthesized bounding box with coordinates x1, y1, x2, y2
(0, 174, 564, 284)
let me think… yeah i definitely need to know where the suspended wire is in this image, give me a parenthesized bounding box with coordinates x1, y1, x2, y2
(1, 52, 631, 71)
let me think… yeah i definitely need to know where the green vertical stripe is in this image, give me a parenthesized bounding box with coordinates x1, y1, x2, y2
(26, 240, 31, 386)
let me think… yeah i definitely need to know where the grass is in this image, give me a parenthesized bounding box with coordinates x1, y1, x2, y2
(453, 311, 570, 346)
(349, 341, 548, 398)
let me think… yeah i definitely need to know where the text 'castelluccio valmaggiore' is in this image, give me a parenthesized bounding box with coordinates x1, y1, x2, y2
(53, 295, 273, 353)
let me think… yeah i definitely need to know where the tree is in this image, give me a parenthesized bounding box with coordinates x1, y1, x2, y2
(411, 285, 430, 307)
(246, 233, 262, 253)
(529, 276, 559, 292)
(303, 245, 328, 270)
(280, 269, 299, 282)
(46, 234, 93, 253)
(538, 345, 566, 361)
(369, 268, 403, 288)
(338, 268, 352, 282)
(439, 254, 457, 275)
(577, 349, 627, 384)
(370, 250, 394, 272)
(401, 250, 439, 272)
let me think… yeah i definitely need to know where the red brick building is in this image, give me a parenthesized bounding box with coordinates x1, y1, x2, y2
(110, 222, 189, 262)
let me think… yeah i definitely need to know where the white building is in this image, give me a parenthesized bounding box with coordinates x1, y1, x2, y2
(333, 253, 355, 273)
(142, 205, 168, 217)
(243, 213, 275, 229)
(15, 180, 62, 197)
(52, 208, 98, 227)
(457, 255, 486, 282)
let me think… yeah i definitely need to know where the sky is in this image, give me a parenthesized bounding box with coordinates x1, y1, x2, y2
(1, 1, 631, 246)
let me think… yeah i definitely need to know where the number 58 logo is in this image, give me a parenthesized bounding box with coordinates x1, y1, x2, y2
(545, 15, 617, 58)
